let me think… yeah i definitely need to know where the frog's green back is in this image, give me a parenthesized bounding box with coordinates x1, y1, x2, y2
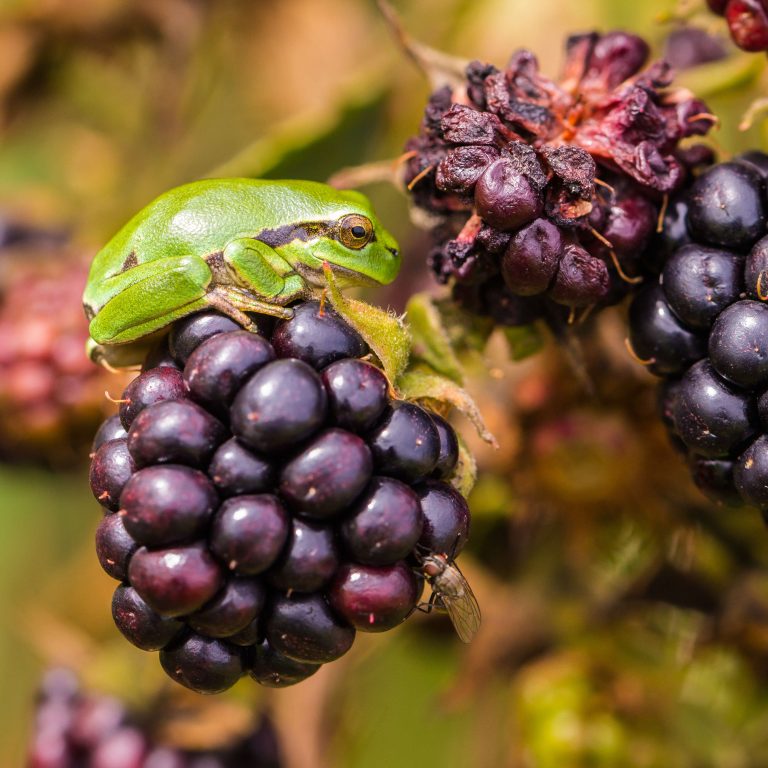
(84, 178, 375, 309)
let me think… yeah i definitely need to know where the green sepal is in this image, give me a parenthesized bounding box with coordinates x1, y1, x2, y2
(323, 264, 411, 385)
(502, 323, 545, 361)
(405, 292, 465, 384)
(451, 431, 477, 497)
(398, 366, 497, 448)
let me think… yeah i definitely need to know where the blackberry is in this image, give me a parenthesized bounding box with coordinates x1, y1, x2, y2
(713, 0, 768, 52)
(26, 668, 285, 766)
(404, 31, 714, 330)
(628, 152, 768, 513)
(90, 302, 473, 692)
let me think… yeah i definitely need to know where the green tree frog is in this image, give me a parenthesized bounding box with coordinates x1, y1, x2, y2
(83, 178, 400, 367)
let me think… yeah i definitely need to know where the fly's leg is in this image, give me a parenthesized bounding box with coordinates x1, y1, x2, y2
(416, 592, 447, 614)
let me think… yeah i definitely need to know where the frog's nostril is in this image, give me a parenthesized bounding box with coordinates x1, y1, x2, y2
(387, 247, 399, 257)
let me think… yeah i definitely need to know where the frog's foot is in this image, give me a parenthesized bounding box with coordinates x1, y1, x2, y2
(206, 287, 294, 326)
(87, 338, 152, 370)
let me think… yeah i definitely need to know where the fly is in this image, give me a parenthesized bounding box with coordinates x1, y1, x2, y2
(417, 551, 481, 643)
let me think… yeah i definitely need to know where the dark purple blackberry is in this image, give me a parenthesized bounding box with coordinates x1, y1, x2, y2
(187, 577, 265, 638)
(141, 337, 179, 372)
(168, 310, 271, 365)
(267, 518, 338, 592)
(321, 358, 389, 433)
(90, 302, 473, 691)
(340, 477, 423, 565)
(250, 639, 321, 687)
(210, 494, 289, 575)
(183, 330, 275, 415)
(111, 585, 183, 651)
(120, 465, 218, 546)
(737, 150, 768, 179)
(368, 402, 441, 483)
(628, 154, 768, 516)
(127, 400, 226, 468)
(230, 359, 327, 453)
(724, 0, 768, 51)
(501, 218, 563, 297)
(92, 415, 127, 452)
(208, 437, 275, 497)
(548, 245, 610, 307)
(159, 633, 244, 694)
(95, 513, 138, 581)
(417, 480, 471, 555)
(265, 592, 355, 663)
(745, 234, 768, 298)
(90, 438, 136, 511)
(735, 435, 768, 507)
(661, 245, 744, 330)
(272, 300, 368, 368)
(119, 367, 188, 430)
(429, 413, 460, 480)
(128, 543, 223, 617)
(474, 155, 543, 231)
(404, 31, 714, 329)
(671, 360, 757, 458)
(628, 286, 707, 377)
(709, 300, 768, 388)
(687, 163, 766, 251)
(279, 428, 372, 517)
(688, 455, 741, 507)
(328, 562, 422, 632)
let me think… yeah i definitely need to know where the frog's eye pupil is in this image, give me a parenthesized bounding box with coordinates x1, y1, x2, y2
(338, 215, 373, 249)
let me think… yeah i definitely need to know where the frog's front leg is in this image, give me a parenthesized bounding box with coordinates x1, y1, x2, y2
(216, 238, 310, 319)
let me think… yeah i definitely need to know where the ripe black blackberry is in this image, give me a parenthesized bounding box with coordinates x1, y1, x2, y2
(26, 667, 283, 767)
(90, 301, 471, 693)
(627, 151, 768, 513)
(403, 31, 715, 329)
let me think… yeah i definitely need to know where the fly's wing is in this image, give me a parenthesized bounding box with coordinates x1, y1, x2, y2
(442, 568, 481, 643)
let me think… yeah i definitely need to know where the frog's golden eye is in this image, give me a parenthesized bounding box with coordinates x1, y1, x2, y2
(338, 214, 373, 249)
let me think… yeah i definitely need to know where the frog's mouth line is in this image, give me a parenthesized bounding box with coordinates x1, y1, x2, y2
(294, 260, 382, 288)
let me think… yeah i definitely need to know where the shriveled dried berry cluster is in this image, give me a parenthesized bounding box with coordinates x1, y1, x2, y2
(27, 668, 282, 768)
(89, 302, 469, 693)
(628, 152, 768, 510)
(707, 0, 768, 53)
(403, 31, 714, 326)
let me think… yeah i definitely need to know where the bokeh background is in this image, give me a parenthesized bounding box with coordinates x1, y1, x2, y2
(4, 0, 768, 765)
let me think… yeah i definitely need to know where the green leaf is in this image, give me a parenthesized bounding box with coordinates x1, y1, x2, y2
(433, 297, 495, 359)
(405, 292, 465, 384)
(398, 367, 497, 447)
(323, 264, 411, 385)
(502, 323, 545, 361)
(677, 52, 764, 101)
